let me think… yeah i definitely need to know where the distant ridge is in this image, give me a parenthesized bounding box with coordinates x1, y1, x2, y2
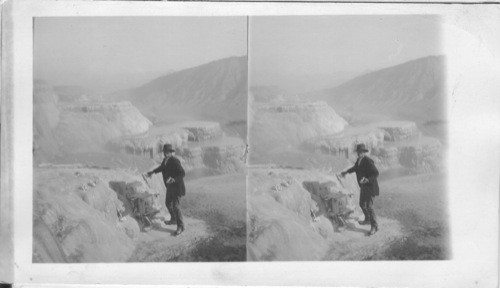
(112, 56, 248, 123)
(311, 55, 446, 124)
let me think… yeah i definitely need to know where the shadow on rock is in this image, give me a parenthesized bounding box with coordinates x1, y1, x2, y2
(109, 181, 134, 218)
(109, 180, 162, 232)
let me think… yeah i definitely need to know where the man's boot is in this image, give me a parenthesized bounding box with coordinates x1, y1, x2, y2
(165, 206, 176, 225)
(163, 219, 177, 225)
(174, 226, 184, 236)
(358, 215, 371, 225)
(368, 225, 378, 236)
(164, 217, 177, 225)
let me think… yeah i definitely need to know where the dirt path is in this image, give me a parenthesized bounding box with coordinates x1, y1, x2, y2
(127, 216, 211, 262)
(128, 173, 247, 262)
(322, 216, 403, 260)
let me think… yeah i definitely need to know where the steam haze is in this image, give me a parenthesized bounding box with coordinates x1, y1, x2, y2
(34, 17, 247, 94)
(249, 15, 442, 93)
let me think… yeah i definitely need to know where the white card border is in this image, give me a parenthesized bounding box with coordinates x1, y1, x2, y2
(4, 0, 499, 286)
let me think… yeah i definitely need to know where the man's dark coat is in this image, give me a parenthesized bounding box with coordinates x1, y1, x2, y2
(346, 156, 379, 196)
(152, 156, 186, 196)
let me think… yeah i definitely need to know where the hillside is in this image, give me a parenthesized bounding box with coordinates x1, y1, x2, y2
(111, 56, 248, 124)
(310, 55, 446, 135)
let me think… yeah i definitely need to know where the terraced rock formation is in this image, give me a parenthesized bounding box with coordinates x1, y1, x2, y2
(249, 100, 348, 163)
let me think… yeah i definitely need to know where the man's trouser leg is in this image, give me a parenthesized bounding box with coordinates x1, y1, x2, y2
(171, 194, 184, 229)
(359, 190, 370, 223)
(165, 190, 176, 222)
(360, 190, 377, 228)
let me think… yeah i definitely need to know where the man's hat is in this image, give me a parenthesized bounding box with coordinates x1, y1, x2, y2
(162, 144, 175, 152)
(355, 143, 369, 152)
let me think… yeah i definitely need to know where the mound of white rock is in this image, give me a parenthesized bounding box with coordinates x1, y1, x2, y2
(250, 101, 348, 153)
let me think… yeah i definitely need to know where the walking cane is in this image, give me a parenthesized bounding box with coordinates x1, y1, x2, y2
(142, 173, 152, 187)
(336, 173, 346, 189)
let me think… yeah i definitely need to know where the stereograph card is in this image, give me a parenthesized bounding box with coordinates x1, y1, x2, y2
(0, 0, 499, 287)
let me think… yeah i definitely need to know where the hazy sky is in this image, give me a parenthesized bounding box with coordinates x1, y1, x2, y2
(34, 17, 247, 94)
(249, 15, 442, 92)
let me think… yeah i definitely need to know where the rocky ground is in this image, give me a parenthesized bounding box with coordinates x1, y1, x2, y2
(33, 165, 246, 263)
(247, 166, 448, 261)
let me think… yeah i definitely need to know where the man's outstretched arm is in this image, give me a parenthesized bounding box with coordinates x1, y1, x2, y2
(341, 165, 356, 176)
(147, 163, 163, 177)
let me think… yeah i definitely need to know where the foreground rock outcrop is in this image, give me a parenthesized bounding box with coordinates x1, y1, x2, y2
(32, 166, 205, 263)
(33, 167, 149, 262)
(33, 164, 247, 263)
(247, 168, 402, 261)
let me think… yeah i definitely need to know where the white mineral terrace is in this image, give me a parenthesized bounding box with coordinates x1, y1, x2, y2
(371, 121, 419, 142)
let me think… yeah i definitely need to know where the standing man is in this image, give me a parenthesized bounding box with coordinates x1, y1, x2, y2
(146, 144, 186, 236)
(340, 143, 380, 236)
